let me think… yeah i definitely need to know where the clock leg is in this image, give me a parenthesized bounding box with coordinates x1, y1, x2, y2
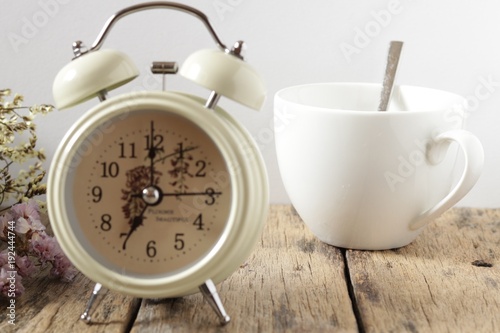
(199, 279, 231, 325)
(80, 282, 103, 323)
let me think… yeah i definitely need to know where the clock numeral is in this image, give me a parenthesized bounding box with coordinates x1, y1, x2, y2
(174, 233, 185, 251)
(146, 240, 157, 258)
(91, 186, 102, 203)
(101, 162, 119, 178)
(119, 142, 137, 158)
(205, 188, 217, 206)
(100, 214, 112, 231)
(195, 160, 206, 177)
(193, 213, 204, 230)
(145, 133, 164, 150)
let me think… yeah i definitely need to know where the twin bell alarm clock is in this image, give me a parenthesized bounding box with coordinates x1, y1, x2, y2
(47, 2, 268, 325)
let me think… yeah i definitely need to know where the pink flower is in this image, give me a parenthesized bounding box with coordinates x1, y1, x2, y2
(28, 216, 45, 232)
(0, 251, 9, 266)
(11, 200, 45, 234)
(29, 232, 58, 262)
(28, 232, 78, 280)
(14, 217, 31, 234)
(0, 265, 24, 298)
(15, 254, 37, 277)
(11, 199, 40, 221)
(50, 253, 78, 282)
(0, 201, 77, 299)
(0, 212, 13, 238)
(0, 250, 37, 278)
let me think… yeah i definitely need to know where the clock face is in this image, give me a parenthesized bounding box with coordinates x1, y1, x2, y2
(65, 110, 232, 277)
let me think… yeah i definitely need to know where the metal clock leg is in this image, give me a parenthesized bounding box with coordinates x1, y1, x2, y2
(199, 279, 231, 325)
(80, 282, 103, 323)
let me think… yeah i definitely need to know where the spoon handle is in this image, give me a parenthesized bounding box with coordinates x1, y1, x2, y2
(378, 41, 404, 111)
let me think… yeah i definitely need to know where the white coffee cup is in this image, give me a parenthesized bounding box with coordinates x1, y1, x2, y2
(274, 83, 484, 250)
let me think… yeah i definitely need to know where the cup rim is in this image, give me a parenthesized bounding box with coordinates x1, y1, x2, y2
(274, 82, 466, 114)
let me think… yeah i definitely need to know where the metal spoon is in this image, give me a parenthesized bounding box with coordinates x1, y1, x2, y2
(378, 41, 404, 111)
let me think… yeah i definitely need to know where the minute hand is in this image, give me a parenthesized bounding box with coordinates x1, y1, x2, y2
(163, 188, 222, 205)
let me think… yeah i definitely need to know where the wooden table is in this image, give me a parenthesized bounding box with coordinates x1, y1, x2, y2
(1, 205, 499, 332)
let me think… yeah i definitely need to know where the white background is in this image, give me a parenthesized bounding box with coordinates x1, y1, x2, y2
(1, 0, 499, 207)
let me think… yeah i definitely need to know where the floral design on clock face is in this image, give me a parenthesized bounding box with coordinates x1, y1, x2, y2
(68, 110, 232, 276)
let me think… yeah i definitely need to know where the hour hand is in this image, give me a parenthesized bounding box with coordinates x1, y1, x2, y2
(147, 146, 157, 184)
(146, 121, 163, 185)
(120, 203, 147, 250)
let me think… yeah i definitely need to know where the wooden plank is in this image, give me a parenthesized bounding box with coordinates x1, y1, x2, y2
(347, 207, 500, 333)
(0, 270, 140, 333)
(131, 205, 358, 332)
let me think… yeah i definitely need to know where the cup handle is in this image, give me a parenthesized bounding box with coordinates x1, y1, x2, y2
(409, 129, 484, 230)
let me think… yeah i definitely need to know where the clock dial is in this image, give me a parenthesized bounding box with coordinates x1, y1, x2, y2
(67, 110, 232, 276)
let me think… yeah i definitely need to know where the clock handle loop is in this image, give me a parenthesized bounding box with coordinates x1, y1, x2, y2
(83, 1, 228, 56)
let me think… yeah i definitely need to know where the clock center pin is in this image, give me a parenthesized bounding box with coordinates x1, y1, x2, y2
(142, 186, 163, 205)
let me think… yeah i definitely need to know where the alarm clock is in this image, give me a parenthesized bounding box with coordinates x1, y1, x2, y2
(47, 2, 268, 325)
